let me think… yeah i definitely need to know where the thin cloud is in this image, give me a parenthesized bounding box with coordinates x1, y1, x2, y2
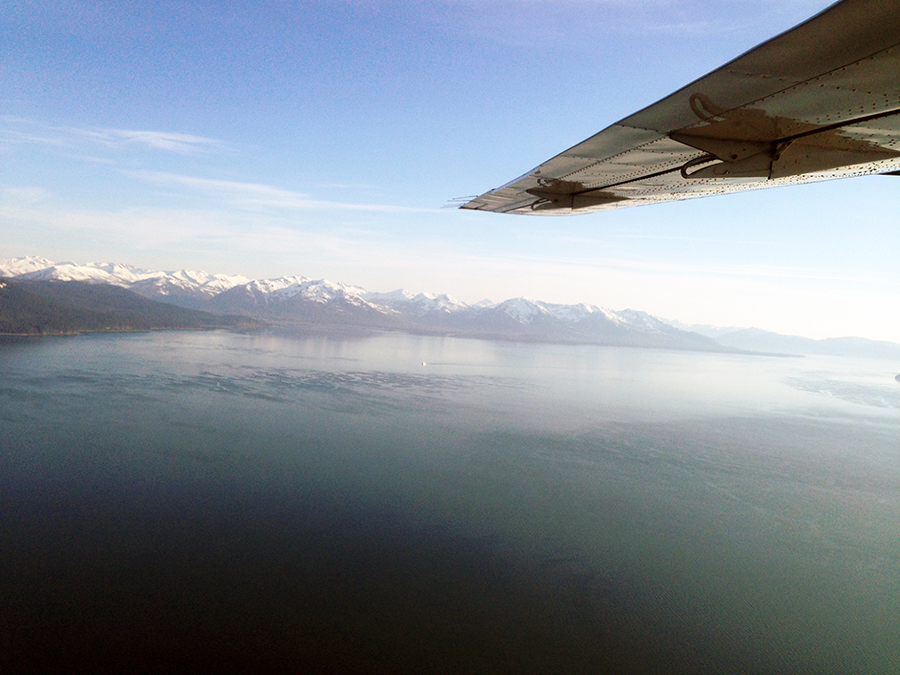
(85, 129, 220, 153)
(0, 130, 68, 148)
(0, 201, 372, 251)
(131, 171, 434, 213)
(0, 200, 432, 279)
(0, 117, 221, 155)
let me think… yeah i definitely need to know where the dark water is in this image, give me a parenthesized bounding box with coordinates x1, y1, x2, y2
(1, 331, 898, 673)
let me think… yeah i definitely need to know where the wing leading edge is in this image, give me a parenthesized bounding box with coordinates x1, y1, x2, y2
(461, 0, 900, 215)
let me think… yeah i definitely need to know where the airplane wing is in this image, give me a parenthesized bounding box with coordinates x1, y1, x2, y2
(461, 0, 900, 215)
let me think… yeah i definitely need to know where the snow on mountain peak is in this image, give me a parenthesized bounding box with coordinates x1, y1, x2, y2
(170, 269, 212, 285)
(615, 309, 668, 332)
(240, 276, 311, 298)
(495, 297, 547, 322)
(84, 261, 157, 282)
(296, 279, 367, 303)
(0, 256, 56, 277)
(363, 289, 467, 314)
(494, 298, 603, 323)
(542, 302, 602, 322)
(19, 262, 144, 286)
(413, 292, 467, 313)
(363, 288, 416, 304)
(235, 276, 372, 304)
(488, 297, 672, 330)
(1, 257, 253, 300)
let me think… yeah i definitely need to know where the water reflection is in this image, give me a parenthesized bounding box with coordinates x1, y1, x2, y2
(1, 331, 897, 673)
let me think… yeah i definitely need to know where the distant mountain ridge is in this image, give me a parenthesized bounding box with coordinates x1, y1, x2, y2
(0, 278, 249, 335)
(2, 256, 897, 358)
(1, 257, 251, 310)
(669, 321, 900, 360)
(1, 256, 724, 351)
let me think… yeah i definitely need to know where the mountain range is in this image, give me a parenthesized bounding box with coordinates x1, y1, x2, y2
(667, 321, 900, 360)
(2, 256, 898, 359)
(0, 277, 250, 336)
(0, 256, 251, 311)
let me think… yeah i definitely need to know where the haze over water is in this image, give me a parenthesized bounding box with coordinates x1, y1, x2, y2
(2, 331, 898, 673)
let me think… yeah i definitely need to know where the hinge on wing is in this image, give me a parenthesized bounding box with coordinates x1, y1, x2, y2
(671, 133, 775, 179)
(526, 186, 627, 211)
(672, 92, 781, 179)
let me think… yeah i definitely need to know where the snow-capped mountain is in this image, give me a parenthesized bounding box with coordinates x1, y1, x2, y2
(444, 296, 715, 349)
(210, 276, 385, 317)
(4, 255, 896, 356)
(476, 299, 675, 331)
(363, 289, 467, 315)
(131, 268, 251, 296)
(489, 298, 622, 324)
(0, 255, 726, 350)
(243, 277, 369, 305)
(0, 256, 249, 308)
(20, 261, 156, 285)
(0, 256, 56, 277)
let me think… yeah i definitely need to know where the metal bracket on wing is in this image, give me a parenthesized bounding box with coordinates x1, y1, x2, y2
(526, 185, 628, 211)
(671, 92, 791, 179)
(672, 133, 777, 179)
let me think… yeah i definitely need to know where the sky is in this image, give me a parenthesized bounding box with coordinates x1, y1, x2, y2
(2, 0, 898, 342)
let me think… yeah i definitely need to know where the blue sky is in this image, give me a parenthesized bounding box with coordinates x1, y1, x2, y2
(3, 0, 898, 342)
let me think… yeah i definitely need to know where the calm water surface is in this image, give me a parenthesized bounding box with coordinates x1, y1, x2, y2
(1, 331, 898, 673)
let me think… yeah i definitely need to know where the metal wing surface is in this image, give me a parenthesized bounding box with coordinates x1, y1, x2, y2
(461, 0, 900, 215)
